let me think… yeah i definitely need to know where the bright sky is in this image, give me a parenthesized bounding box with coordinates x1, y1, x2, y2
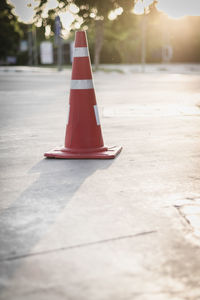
(9, 0, 58, 23)
(157, 0, 200, 18)
(134, 0, 200, 18)
(9, 0, 200, 25)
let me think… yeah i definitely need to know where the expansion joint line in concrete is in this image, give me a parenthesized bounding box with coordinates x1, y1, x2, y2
(0, 230, 157, 262)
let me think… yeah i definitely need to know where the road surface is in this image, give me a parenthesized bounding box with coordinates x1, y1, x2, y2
(0, 66, 200, 300)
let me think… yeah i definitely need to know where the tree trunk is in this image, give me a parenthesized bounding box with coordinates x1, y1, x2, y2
(141, 13, 146, 72)
(94, 20, 104, 71)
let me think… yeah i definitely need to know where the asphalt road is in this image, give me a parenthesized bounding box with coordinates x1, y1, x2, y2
(0, 66, 200, 300)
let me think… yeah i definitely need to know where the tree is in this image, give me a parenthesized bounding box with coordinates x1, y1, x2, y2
(35, 0, 135, 69)
(145, 1, 163, 63)
(0, 0, 22, 61)
(72, 0, 120, 69)
(101, 9, 140, 64)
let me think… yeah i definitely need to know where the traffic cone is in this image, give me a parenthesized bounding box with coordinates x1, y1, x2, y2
(44, 31, 122, 159)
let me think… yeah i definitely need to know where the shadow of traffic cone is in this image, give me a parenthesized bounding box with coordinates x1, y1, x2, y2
(44, 31, 122, 159)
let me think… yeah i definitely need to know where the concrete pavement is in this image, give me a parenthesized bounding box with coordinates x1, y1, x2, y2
(0, 66, 200, 299)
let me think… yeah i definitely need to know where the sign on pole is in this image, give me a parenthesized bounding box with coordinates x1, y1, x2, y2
(55, 16, 62, 71)
(54, 16, 61, 46)
(20, 40, 28, 52)
(40, 41, 53, 64)
(70, 42, 74, 63)
(162, 45, 173, 63)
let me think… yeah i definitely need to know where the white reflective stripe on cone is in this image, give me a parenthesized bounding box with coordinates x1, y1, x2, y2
(66, 104, 70, 124)
(73, 47, 89, 57)
(94, 105, 100, 125)
(71, 79, 94, 90)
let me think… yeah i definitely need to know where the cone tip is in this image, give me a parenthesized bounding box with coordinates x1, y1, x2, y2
(75, 30, 87, 47)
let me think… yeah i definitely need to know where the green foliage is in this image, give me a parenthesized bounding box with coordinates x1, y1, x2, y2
(102, 11, 141, 63)
(2, 0, 200, 64)
(0, 0, 22, 60)
(170, 16, 200, 62)
(72, 0, 119, 20)
(145, 2, 163, 62)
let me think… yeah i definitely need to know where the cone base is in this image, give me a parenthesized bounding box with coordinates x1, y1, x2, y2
(44, 146, 122, 159)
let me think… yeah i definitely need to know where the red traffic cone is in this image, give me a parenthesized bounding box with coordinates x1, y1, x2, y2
(44, 31, 122, 159)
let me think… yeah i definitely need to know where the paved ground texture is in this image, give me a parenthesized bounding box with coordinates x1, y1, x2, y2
(1, 65, 200, 300)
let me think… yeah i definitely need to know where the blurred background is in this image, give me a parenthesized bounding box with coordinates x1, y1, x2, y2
(1, 0, 200, 70)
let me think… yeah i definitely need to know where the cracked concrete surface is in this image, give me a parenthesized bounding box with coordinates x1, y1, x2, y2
(0, 230, 157, 262)
(175, 197, 200, 238)
(0, 66, 200, 300)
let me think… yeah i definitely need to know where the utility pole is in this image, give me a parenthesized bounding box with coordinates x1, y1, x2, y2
(32, 26, 38, 66)
(28, 25, 33, 66)
(55, 16, 62, 71)
(141, 11, 147, 73)
(57, 34, 62, 71)
(161, 16, 173, 64)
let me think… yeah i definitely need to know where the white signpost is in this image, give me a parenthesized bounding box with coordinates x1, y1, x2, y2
(40, 41, 53, 64)
(20, 40, 28, 52)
